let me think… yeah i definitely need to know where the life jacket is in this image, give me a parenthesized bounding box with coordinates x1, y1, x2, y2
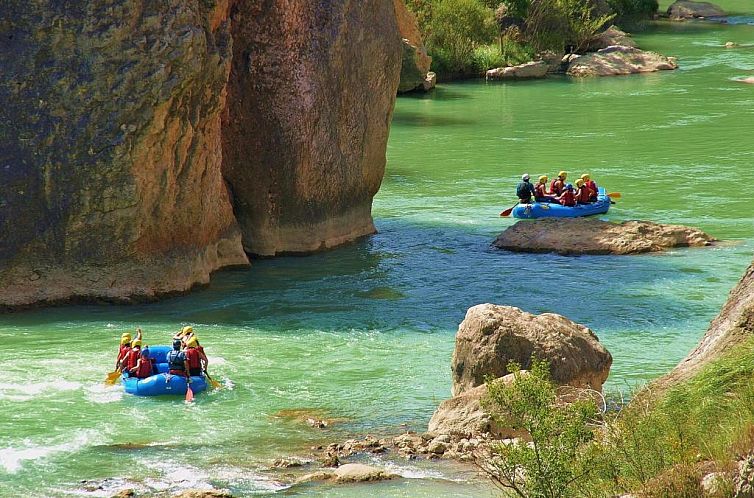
(126, 348, 140, 370)
(550, 179, 564, 196)
(516, 181, 533, 200)
(135, 358, 152, 378)
(534, 183, 548, 199)
(117, 345, 131, 363)
(587, 180, 598, 199)
(576, 187, 591, 204)
(559, 190, 576, 207)
(185, 347, 201, 370)
(167, 350, 186, 372)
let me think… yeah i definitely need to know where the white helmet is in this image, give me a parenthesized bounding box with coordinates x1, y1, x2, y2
(522, 173, 530, 181)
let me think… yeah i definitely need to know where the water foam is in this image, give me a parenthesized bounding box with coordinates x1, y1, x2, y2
(0, 430, 102, 473)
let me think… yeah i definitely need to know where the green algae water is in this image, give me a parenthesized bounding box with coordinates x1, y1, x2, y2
(2, 16, 754, 498)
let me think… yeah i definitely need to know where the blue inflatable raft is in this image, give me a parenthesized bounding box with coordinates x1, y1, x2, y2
(122, 345, 207, 396)
(512, 188, 611, 219)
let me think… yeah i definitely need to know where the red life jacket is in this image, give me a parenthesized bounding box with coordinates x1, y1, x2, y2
(117, 345, 131, 363)
(185, 347, 201, 369)
(586, 180, 597, 194)
(550, 179, 564, 196)
(134, 358, 152, 378)
(559, 190, 576, 207)
(126, 348, 140, 370)
(576, 187, 591, 204)
(534, 183, 547, 198)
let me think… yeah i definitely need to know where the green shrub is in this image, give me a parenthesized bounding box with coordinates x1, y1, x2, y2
(607, 0, 658, 22)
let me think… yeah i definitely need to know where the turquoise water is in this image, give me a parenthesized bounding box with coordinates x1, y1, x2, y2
(1, 15, 754, 498)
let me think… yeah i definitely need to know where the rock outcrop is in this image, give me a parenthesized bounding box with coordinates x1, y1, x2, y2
(486, 61, 549, 80)
(567, 46, 678, 77)
(667, 1, 726, 20)
(394, 0, 435, 92)
(493, 219, 715, 256)
(222, 1, 402, 256)
(585, 26, 638, 52)
(1, 0, 403, 307)
(661, 260, 754, 386)
(298, 463, 397, 484)
(0, 0, 249, 308)
(450, 304, 612, 396)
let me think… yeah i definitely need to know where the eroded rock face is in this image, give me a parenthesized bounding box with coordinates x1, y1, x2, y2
(394, 0, 434, 92)
(0, 1, 249, 308)
(567, 46, 678, 77)
(451, 304, 612, 396)
(585, 26, 638, 52)
(493, 218, 715, 255)
(222, 1, 402, 256)
(667, 1, 725, 20)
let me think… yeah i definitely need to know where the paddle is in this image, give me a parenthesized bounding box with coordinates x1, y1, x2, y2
(204, 370, 222, 390)
(500, 203, 518, 217)
(607, 192, 621, 199)
(104, 369, 121, 386)
(185, 379, 194, 403)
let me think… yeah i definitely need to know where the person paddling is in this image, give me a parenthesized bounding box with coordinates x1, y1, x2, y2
(120, 328, 143, 375)
(184, 337, 204, 377)
(167, 339, 190, 380)
(581, 174, 598, 201)
(516, 173, 536, 204)
(534, 175, 554, 202)
(575, 179, 593, 204)
(115, 332, 132, 371)
(557, 183, 576, 207)
(550, 171, 567, 196)
(129, 348, 153, 379)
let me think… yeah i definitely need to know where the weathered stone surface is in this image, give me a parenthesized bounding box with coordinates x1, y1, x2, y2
(667, 1, 725, 20)
(493, 218, 715, 255)
(394, 0, 433, 93)
(0, 0, 249, 308)
(739, 77, 754, 84)
(662, 260, 754, 386)
(173, 490, 233, 498)
(222, 1, 402, 256)
(451, 304, 612, 396)
(585, 26, 638, 52)
(567, 46, 678, 77)
(297, 463, 397, 484)
(486, 61, 549, 80)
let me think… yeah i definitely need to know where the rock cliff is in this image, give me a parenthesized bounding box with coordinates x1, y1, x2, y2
(221, 1, 401, 256)
(393, 0, 434, 92)
(0, 0, 402, 306)
(0, 0, 248, 307)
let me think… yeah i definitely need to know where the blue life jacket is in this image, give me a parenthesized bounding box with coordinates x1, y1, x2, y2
(167, 350, 186, 371)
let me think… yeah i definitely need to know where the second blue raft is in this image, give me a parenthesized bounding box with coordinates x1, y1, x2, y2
(512, 188, 611, 219)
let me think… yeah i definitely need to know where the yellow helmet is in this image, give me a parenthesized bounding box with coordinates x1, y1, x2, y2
(581, 173, 590, 181)
(575, 179, 584, 187)
(180, 326, 193, 336)
(186, 336, 199, 348)
(538, 175, 548, 184)
(558, 171, 567, 179)
(131, 339, 142, 348)
(120, 333, 132, 345)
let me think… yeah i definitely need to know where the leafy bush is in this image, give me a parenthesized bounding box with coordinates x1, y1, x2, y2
(607, 0, 658, 21)
(481, 359, 601, 498)
(471, 41, 534, 72)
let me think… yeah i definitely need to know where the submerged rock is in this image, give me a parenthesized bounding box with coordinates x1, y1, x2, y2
(567, 46, 678, 77)
(297, 463, 397, 484)
(486, 61, 549, 80)
(493, 218, 715, 255)
(667, 1, 726, 20)
(585, 26, 638, 52)
(172, 490, 233, 498)
(450, 304, 612, 396)
(739, 77, 754, 84)
(394, 0, 434, 92)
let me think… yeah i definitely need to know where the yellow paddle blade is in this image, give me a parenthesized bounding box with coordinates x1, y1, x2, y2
(104, 369, 121, 385)
(209, 378, 222, 389)
(607, 192, 621, 199)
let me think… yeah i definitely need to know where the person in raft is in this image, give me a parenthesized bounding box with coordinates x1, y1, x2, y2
(174, 325, 195, 346)
(550, 171, 567, 196)
(534, 175, 555, 202)
(516, 173, 536, 204)
(129, 347, 154, 379)
(120, 328, 143, 375)
(167, 339, 191, 379)
(581, 173, 598, 201)
(184, 336, 206, 377)
(557, 183, 576, 207)
(575, 179, 594, 204)
(115, 332, 132, 371)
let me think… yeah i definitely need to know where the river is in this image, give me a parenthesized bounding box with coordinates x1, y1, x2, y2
(1, 12, 753, 498)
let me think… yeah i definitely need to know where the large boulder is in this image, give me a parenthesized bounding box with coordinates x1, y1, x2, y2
(493, 219, 715, 256)
(394, 0, 434, 92)
(451, 304, 612, 396)
(667, 1, 725, 20)
(585, 26, 638, 52)
(0, 0, 249, 308)
(486, 61, 549, 80)
(567, 46, 678, 77)
(297, 463, 397, 484)
(222, 1, 402, 256)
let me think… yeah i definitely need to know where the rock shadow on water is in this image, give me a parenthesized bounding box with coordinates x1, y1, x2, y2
(391, 110, 477, 127)
(354, 287, 406, 300)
